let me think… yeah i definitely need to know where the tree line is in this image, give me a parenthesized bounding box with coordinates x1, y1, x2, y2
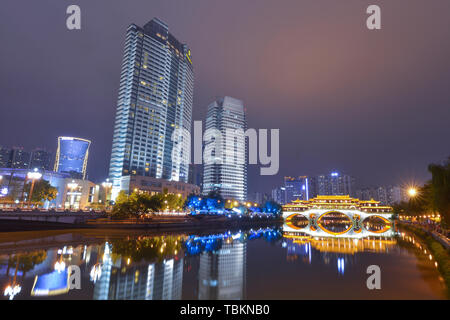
(110, 189, 185, 219)
(393, 158, 450, 228)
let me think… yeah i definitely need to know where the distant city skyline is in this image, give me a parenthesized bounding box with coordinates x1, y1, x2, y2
(1, 1, 449, 195)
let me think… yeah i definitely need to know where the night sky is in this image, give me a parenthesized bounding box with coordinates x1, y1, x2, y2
(1, 0, 449, 194)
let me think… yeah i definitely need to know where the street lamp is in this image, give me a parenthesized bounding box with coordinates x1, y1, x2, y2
(408, 187, 418, 198)
(26, 168, 42, 206)
(67, 180, 79, 210)
(102, 179, 112, 207)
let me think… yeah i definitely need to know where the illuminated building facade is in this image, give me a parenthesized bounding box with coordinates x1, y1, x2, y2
(0, 168, 100, 210)
(202, 96, 247, 201)
(120, 174, 200, 198)
(284, 176, 309, 202)
(9, 147, 31, 169)
(0, 147, 51, 171)
(108, 18, 194, 199)
(30, 148, 52, 171)
(271, 186, 286, 205)
(0, 146, 10, 168)
(54, 137, 91, 180)
(356, 185, 407, 205)
(309, 171, 355, 198)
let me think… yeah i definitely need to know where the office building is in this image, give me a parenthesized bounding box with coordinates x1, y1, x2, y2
(30, 148, 52, 171)
(188, 164, 203, 188)
(356, 185, 406, 205)
(284, 176, 309, 202)
(271, 186, 286, 205)
(202, 96, 247, 201)
(0, 146, 11, 168)
(120, 175, 200, 198)
(9, 147, 31, 169)
(54, 137, 91, 180)
(108, 18, 194, 199)
(0, 146, 52, 171)
(248, 192, 269, 205)
(309, 171, 355, 198)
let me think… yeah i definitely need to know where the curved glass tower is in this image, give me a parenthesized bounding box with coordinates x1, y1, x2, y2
(108, 18, 194, 198)
(54, 137, 91, 179)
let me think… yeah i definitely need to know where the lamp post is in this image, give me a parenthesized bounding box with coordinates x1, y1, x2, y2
(102, 179, 112, 208)
(0, 175, 5, 198)
(67, 180, 79, 210)
(26, 169, 42, 207)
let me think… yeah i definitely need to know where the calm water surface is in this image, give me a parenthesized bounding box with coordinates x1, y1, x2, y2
(0, 224, 447, 300)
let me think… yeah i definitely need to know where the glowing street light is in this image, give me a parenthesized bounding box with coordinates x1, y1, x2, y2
(26, 168, 42, 206)
(408, 187, 418, 198)
(4, 285, 21, 300)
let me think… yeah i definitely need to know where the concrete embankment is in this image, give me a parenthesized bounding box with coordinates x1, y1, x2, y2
(0, 216, 283, 232)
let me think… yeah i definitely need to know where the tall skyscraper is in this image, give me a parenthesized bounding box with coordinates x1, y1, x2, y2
(54, 137, 91, 179)
(108, 18, 194, 198)
(202, 96, 247, 201)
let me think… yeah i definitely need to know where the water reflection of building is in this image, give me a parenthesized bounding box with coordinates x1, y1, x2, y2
(93, 244, 184, 300)
(198, 242, 246, 300)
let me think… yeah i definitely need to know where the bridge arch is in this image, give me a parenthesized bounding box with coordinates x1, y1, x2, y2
(285, 213, 309, 230)
(361, 215, 392, 233)
(316, 211, 354, 236)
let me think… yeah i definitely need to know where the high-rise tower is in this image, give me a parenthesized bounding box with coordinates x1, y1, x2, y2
(109, 18, 194, 198)
(202, 96, 247, 201)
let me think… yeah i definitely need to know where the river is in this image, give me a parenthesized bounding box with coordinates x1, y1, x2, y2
(0, 224, 446, 300)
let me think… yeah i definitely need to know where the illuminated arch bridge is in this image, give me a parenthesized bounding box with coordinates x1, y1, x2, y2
(282, 195, 395, 238)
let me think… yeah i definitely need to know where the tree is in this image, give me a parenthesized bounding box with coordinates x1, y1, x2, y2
(110, 190, 186, 219)
(8, 251, 47, 278)
(428, 158, 450, 226)
(110, 190, 132, 219)
(23, 179, 58, 204)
